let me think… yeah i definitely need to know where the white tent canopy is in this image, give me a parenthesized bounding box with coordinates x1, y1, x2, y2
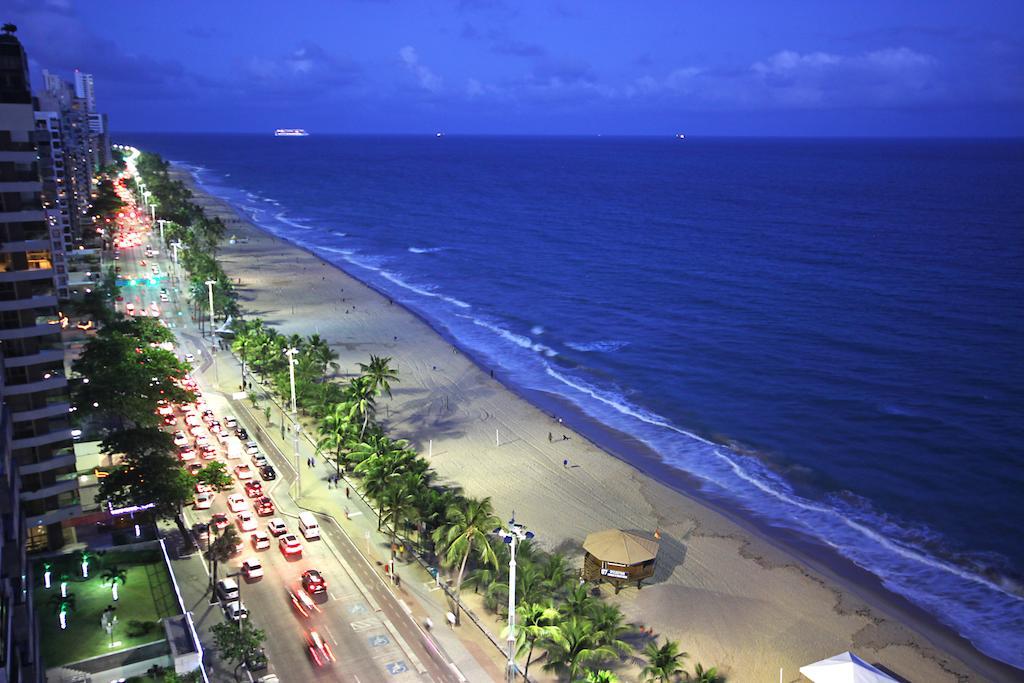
(799, 651, 899, 683)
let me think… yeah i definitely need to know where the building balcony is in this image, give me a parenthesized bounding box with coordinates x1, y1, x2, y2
(17, 451, 76, 476)
(0, 209, 44, 223)
(1, 376, 66, 397)
(24, 502, 83, 529)
(0, 267, 54, 284)
(11, 402, 70, 423)
(0, 323, 62, 342)
(0, 239, 51, 254)
(11, 427, 73, 451)
(2, 347, 64, 368)
(0, 294, 57, 312)
(18, 476, 78, 502)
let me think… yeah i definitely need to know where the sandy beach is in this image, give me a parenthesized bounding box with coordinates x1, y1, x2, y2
(171, 166, 1014, 683)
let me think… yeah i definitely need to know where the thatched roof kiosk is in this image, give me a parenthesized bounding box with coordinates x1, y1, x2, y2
(581, 529, 660, 594)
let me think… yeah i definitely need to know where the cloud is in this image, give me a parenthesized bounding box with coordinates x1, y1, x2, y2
(241, 43, 360, 96)
(398, 46, 443, 92)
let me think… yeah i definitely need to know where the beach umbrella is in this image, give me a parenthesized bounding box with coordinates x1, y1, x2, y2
(799, 651, 899, 683)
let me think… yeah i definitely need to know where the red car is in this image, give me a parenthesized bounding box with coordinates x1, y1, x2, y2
(162, 415, 177, 426)
(254, 496, 275, 516)
(301, 569, 326, 595)
(279, 534, 302, 557)
(211, 513, 229, 530)
(244, 481, 263, 498)
(306, 630, 335, 667)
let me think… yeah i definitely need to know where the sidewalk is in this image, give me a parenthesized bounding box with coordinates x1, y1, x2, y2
(178, 328, 508, 682)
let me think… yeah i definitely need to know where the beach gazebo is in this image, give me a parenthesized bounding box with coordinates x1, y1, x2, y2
(581, 529, 660, 593)
(799, 651, 899, 683)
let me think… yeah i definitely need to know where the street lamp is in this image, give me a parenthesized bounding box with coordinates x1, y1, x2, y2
(285, 347, 302, 497)
(494, 514, 534, 683)
(157, 219, 165, 246)
(171, 240, 187, 285)
(204, 279, 217, 337)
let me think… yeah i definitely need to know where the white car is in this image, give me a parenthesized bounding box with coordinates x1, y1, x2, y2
(194, 492, 214, 509)
(159, 292, 170, 302)
(227, 494, 249, 513)
(245, 441, 260, 455)
(234, 464, 253, 480)
(189, 425, 205, 437)
(236, 511, 257, 532)
(173, 431, 188, 447)
(251, 530, 270, 551)
(225, 416, 238, 428)
(185, 415, 202, 427)
(225, 600, 248, 622)
(184, 353, 195, 363)
(216, 429, 232, 443)
(241, 557, 264, 579)
(195, 434, 211, 447)
(267, 518, 287, 536)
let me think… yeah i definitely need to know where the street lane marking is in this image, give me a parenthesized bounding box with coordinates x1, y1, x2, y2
(324, 625, 337, 644)
(351, 618, 378, 632)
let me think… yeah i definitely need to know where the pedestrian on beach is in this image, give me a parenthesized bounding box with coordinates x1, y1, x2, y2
(563, 434, 569, 441)
(345, 486, 350, 498)
(549, 432, 553, 443)
(563, 458, 568, 468)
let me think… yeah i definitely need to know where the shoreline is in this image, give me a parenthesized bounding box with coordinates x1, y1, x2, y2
(170, 163, 1020, 682)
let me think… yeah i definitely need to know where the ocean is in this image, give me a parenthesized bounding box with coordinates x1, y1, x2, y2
(120, 133, 1024, 669)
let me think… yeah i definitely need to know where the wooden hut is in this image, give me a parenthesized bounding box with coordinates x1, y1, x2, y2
(582, 529, 660, 593)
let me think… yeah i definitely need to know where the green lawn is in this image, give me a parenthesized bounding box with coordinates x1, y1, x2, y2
(33, 548, 180, 668)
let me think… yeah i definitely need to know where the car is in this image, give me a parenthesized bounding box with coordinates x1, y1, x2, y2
(178, 448, 196, 462)
(217, 429, 233, 444)
(250, 530, 270, 551)
(159, 293, 170, 302)
(211, 513, 229, 529)
(139, 259, 147, 266)
(184, 353, 195, 363)
(225, 416, 238, 428)
(244, 481, 263, 498)
(267, 518, 287, 536)
(195, 480, 213, 493)
(235, 427, 249, 440)
(151, 265, 159, 274)
(254, 496, 275, 516)
(201, 409, 216, 423)
(195, 435, 211, 448)
(227, 494, 249, 513)
(157, 403, 174, 416)
(185, 414, 202, 427)
(251, 453, 269, 468)
(279, 534, 302, 557)
(301, 569, 326, 595)
(289, 587, 320, 618)
(236, 511, 257, 532)
(200, 444, 218, 458)
(234, 464, 253, 480)
(194, 492, 214, 509)
(172, 431, 188, 447)
(162, 415, 177, 426)
(125, 302, 133, 314)
(245, 441, 259, 455)
(225, 600, 249, 622)
(76, 320, 94, 331)
(187, 462, 203, 476)
(216, 577, 239, 601)
(259, 465, 277, 481)
(306, 630, 335, 667)
(241, 556, 264, 579)
(188, 425, 205, 437)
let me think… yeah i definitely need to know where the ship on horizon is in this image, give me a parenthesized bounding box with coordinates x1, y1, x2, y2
(274, 129, 309, 137)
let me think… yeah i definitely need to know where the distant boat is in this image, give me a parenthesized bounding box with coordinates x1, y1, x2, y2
(274, 129, 309, 137)
(676, 133, 685, 139)
(436, 132, 444, 138)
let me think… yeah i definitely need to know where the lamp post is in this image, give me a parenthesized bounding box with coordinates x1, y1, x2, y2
(157, 219, 165, 246)
(171, 240, 187, 286)
(494, 514, 534, 682)
(285, 347, 301, 497)
(204, 279, 217, 337)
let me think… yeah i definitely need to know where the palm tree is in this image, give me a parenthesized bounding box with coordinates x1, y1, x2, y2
(690, 663, 721, 683)
(585, 672, 620, 683)
(101, 565, 129, 601)
(358, 354, 399, 398)
(49, 593, 76, 629)
(383, 471, 422, 569)
(588, 603, 633, 658)
(304, 333, 338, 375)
(344, 376, 377, 439)
(641, 638, 687, 682)
(561, 583, 598, 619)
(515, 601, 564, 680)
(543, 616, 618, 681)
(542, 552, 573, 597)
(2, 23, 17, 35)
(433, 496, 500, 625)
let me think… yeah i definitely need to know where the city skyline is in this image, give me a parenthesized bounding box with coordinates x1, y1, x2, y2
(6, 0, 1024, 137)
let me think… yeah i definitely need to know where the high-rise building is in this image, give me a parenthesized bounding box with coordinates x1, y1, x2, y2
(0, 28, 50, 683)
(1, 30, 80, 552)
(72, 71, 94, 113)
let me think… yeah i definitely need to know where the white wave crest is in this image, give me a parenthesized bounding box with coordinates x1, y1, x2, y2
(274, 212, 314, 230)
(379, 271, 471, 309)
(566, 339, 630, 352)
(408, 246, 446, 254)
(472, 319, 558, 357)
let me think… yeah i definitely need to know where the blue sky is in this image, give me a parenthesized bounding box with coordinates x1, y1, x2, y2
(8, 0, 1023, 135)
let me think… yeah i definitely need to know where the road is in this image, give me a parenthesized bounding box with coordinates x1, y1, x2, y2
(110, 200, 464, 682)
